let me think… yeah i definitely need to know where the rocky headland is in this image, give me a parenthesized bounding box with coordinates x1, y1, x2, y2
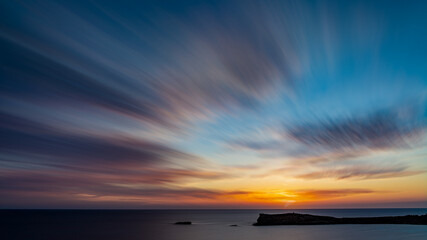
(254, 213, 427, 226)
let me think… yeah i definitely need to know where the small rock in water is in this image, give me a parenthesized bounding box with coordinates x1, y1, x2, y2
(229, 224, 239, 227)
(174, 221, 192, 225)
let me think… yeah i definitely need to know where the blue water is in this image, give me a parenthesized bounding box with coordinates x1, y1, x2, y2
(1, 209, 426, 240)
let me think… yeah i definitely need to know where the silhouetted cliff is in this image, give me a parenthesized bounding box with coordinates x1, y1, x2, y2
(254, 213, 427, 225)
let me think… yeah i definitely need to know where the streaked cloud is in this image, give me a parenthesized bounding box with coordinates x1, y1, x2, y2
(294, 189, 376, 200)
(0, 112, 195, 169)
(0, 0, 299, 132)
(297, 165, 425, 180)
(229, 104, 426, 158)
(287, 107, 425, 152)
(0, 0, 426, 208)
(0, 168, 380, 207)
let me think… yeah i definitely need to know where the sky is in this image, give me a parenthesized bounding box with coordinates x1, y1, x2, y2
(0, 0, 426, 209)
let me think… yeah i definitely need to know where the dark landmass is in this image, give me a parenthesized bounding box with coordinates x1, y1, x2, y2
(174, 221, 192, 225)
(254, 213, 427, 226)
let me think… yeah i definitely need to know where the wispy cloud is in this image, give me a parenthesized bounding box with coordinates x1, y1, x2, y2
(294, 189, 376, 200)
(297, 165, 425, 180)
(229, 104, 425, 158)
(0, 0, 300, 132)
(287, 108, 424, 152)
(0, 168, 380, 208)
(0, 0, 426, 208)
(0, 113, 195, 169)
(226, 105, 426, 182)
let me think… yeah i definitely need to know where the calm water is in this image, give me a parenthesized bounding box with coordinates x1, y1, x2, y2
(1, 209, 426, 240)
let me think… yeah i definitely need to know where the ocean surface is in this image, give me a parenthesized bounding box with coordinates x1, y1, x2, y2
(1, 209, 426, 240)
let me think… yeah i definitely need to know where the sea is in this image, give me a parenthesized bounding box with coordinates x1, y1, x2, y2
(1, 209, 426, 240)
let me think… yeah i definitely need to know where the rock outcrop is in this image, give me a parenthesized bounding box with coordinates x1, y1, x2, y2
(254, 213, 427, 226)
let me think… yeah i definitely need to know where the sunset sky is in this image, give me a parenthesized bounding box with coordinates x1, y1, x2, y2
(1, 0, 426, 209)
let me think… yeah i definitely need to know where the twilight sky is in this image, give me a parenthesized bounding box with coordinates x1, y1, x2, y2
(1, 0, 426, 209)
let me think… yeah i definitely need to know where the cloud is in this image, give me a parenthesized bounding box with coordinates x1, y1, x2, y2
(287, 108, 424, 152)
(0, 169, 244, 207)
(226, 106, 426, 182)
(228, 104, 425, 160)
(295, 189, 376, 200)
(296, 165, 425, 180)
(1, 0, 426, 208)
(0, 113, 194, 169)
(0, 168, 379, 208)
(228, 139, 282, 152)
(0, 0, 306, 207)
(0, 112, 233, 192)
(0, 0, 299, 131)
(0, 166, 230, 193)
(0, 38, 172, 127)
